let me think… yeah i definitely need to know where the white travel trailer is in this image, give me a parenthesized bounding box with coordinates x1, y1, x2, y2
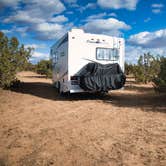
(50, 29, 125, 93)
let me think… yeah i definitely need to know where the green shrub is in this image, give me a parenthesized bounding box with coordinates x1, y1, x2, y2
(36, 60, 52, 78)
(153, 57, 166, 92)
(125, 63, 134, 75)
(24, 62, 36, 71)
(0, 31, 32, 88)
(133, 53, 160, 83)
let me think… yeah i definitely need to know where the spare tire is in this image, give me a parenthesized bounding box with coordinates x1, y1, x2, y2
(77, 63, 126, 91)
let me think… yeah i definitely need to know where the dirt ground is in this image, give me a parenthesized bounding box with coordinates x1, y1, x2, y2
(0, 71, 166, 166)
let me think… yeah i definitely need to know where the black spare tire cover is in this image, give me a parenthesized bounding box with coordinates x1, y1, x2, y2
(77, 63, 126, 91)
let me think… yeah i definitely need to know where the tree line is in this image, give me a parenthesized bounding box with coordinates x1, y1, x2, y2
(125, 53, 166, 92)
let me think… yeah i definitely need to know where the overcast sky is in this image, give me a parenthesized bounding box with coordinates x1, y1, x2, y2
(0, 0, 166, 63)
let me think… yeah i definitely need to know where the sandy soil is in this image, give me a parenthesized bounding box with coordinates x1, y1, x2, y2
(0, 71, 166, 166)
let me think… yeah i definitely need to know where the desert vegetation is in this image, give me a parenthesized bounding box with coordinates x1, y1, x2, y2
(125, 53, 166, 93)
(36, 59, 52, 78)
(0, 31, 32, 88)
(0, 32, 52, 89)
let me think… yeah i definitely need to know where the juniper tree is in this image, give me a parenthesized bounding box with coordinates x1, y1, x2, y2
(153, 57, 166, 92)
(133, 53, 160, 83)
(0, 31, 32, 88)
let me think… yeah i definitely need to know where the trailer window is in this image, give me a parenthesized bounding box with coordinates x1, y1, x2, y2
(96, 48, 119, 61)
